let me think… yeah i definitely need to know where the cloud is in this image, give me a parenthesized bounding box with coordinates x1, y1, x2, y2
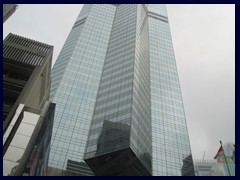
(167, 4, 235, 159)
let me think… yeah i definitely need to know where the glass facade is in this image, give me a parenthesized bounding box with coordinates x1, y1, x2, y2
(84, 5, 151, 175)
(49, 4, 194, 176)
(48, 4, 116, 174)
(148, 5, 194, 176)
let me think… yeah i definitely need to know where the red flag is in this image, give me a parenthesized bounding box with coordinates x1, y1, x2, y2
(214, 146, 224, 159)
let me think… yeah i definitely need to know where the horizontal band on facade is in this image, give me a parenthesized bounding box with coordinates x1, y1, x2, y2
(148, 12, 169, 23)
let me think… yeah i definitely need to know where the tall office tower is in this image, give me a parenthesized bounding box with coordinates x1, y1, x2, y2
(49, 4, 195, 176)
(3, 4, 18, 23)
(3, 33, 55, 176)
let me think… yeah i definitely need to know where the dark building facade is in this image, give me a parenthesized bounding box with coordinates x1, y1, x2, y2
(85, 121, 151, 175)
(181, 155, 195, 176)
(3, 4, 18, 23)
(3, 33, 55, 176)
(49, 4, 195, 176)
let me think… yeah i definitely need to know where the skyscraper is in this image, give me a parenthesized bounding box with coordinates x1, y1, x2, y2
(48, 4, 195, 176)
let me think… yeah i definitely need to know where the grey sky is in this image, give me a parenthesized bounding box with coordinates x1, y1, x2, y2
(3, 4, 235, 160)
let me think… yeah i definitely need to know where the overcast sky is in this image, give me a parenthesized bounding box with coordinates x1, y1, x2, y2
(3, 4, 235, 160)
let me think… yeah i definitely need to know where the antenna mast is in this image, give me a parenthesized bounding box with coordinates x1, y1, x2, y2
(202, 152, 205, 161)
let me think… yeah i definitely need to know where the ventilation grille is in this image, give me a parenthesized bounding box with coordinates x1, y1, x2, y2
(3, 44, 45, 66)
(6, 34, 51, 53)
(3, 33, 53, 66)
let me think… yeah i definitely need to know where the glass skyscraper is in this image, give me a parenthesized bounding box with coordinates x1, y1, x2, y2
(48, 4, 195, 176)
